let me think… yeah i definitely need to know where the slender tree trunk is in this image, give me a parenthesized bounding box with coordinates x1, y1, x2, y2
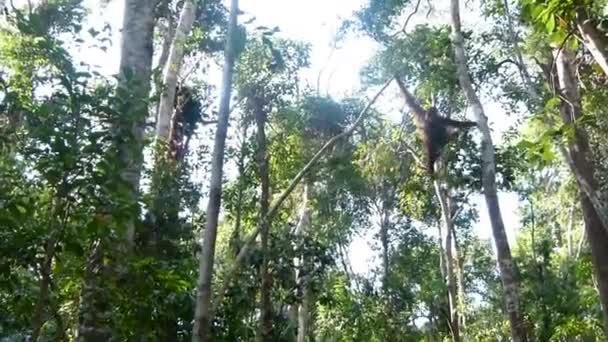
(156, 0, 198, 140)
(254, 99, 273, 341)
(452, 226, 467, 330)
(554, 48, 608, 334)
(567, 202, 575, 257)
(574, 3, 608, 78)
(434, 181, 460, 342)
(294, 182, 312, 342)
(576, 224, 587, 259)
(191, 0, 239, 339)
(449, 1, 527, 340)
(379, 206, 390, 290)
(77, 0, 155, 339)
(154, 14, 176, 119)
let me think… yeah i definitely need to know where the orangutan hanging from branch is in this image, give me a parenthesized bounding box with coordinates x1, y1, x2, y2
(395, 77, 477, 174)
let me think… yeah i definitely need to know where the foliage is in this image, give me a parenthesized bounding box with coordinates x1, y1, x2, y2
(2, 0, 608, 340)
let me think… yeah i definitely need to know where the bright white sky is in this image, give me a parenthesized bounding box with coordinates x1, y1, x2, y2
(52, 0, 523, 275)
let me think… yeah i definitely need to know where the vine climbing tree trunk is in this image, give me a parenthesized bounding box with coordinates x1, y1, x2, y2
(191, 0, 239, 339)
(449, 0, 527, 340)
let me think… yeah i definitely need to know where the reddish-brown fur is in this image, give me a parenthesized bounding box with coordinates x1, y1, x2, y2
(395, 77, 476, 174)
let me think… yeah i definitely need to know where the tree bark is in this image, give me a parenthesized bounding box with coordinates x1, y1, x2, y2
(449, 0, 527, 340)
(554, 47, 608, 334)
(191, 0, 239, 339)
(156, 0, 198, 140)
(254, 99, 273, 341)
(575, 3, 608, 78)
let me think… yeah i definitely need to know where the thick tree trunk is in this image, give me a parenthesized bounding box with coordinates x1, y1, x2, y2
(575, 3, 608, 78)
(434, 182, 460, 342)
(191, 0, 239, 340)
(449, 0, 527, 340)
(254, 99, 273, 341)
(116, 0, 156, 243)
(156, 0, 197, 140)
(554, 48, 608, 334)
(77, 0, 155, 339)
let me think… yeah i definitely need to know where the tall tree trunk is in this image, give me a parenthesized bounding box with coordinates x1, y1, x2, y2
(191, 0, 239, 339)
(574, 2, 608, 78)
(156, 0, 197, 140)
(294, 182, 312, 342)
(116, 0, 156, 243)
(554, 48, 608, 333)
(449, 0, 527, 340)
(254, 99, 273, 341)
(434, 181, 460, 342)
(77, 0, 155, 339)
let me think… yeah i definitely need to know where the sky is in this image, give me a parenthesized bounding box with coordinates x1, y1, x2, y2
(22, 0, 524, 276)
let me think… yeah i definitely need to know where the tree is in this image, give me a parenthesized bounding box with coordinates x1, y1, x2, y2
(192, 0, 240, 339)
(77, 0, 156, 339)
(449, 0, 527, 339)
